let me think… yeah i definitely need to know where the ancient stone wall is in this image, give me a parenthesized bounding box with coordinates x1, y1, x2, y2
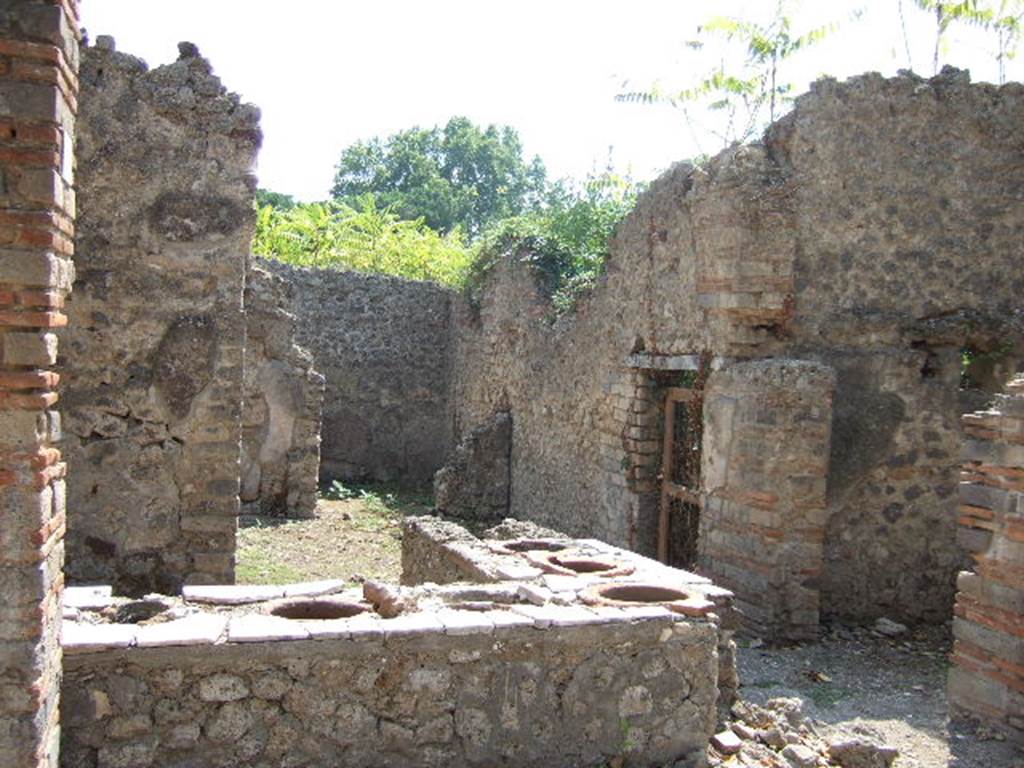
(260, 259, 454, 486)
(62, 41, 260, 594)
(433, 410, 510, 522)
(0, 1, 80, 764)
(60, 592, 719, 767)
(948, 376, 1024, 742)
(241, 264, 323, 518)
(453, 69, 1024, 629)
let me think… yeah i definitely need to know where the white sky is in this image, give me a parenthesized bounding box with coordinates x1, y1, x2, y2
(79, 0, 1022, 202)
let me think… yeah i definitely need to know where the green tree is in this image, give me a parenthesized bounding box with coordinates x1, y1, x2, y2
(618, 1, 843, 150)
(471, 171, 640, 313)
(908, 0, 993, 73)
(255, 188, 296, 210)
(904, 0, 1024, 80)
(331, 117, 547, 237)
(993, 0, 1024, 82)
(254, 196, 473, 287)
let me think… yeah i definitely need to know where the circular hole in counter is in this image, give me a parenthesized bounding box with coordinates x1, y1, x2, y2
(596, 584, 690, 604)
(268, 600, 367, 620)
(501, 538, 570, 552)
(548, 555, 619, 574)
(113, 599, 171, 624)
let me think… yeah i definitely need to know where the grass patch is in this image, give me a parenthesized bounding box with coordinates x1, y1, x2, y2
(235, 483, 432, 586)
(806, 683, 849, 709)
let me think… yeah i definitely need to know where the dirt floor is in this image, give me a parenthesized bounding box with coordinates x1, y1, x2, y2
(734, 625, 1022, 767)
(236, 484, 430, 586)
(237, 495, 1022, 767)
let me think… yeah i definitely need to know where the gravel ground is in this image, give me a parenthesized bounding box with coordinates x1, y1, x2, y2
(735, 623, 1022, 767)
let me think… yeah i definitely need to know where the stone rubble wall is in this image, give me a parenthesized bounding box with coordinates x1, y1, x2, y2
(452, 69, 1024, 627)
(700, 360, 835, 641)
(433, 410, 511, 522)
(260, 259, 454, 487)
(0, 1, 80, 764)
(62, 41, 260, 594)
(240, 264, 323, 518)
(399, 514, 739, 714)
(60, 603, 719, 767)
(948, 376, 1024, 742)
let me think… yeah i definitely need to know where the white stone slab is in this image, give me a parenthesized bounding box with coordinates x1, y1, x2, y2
(343, 613, 384, 642)
(615, 605, 676, 622)
(540, 574, 587, 593)
(135, 614, 227, 648)
(436, 609, 495, 636)
(547, 606, 605, 628)
(508, 604, 558, 629)
(64, 585, 114, 609)
(516, 584, 553, 606)
(485, 609, 535, 630)
(183, 584, 285, 605)
(62, 621, 136, 653)
(303, 618, 354, 640)
(381, 612, 445, 639)
(492, 563, 545, 581)
(227, 614, 310, 643)
(282, 579, 348, 598)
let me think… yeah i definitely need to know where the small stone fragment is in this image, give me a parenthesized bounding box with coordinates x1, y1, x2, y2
(781, 743, 818, 767)
(873, 617, 908, 637)
(762, 725, 788, 749)
(732, 722, 757, 740)
(827, 737, 898, 768)
(767, 697, 805, 727)
(363, 580, 407, 618)
(711, 729, 743, 755)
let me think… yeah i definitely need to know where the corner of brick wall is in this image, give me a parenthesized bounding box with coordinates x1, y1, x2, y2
(949, 376, 1024, 742)
(0, 1, 80, 765)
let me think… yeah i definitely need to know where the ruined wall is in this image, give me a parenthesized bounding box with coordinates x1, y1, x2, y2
(60, 605, 718, 768)
(62, 41, 260, 594)
(0, 1, 79, 763)
(453, 69, 1024, 627)
(948, 376, 1024, 742)
(260, 259, 453, 486)
(241, 264, 323, 518)
(701, 360, 834, 641)
(780, 70, 1024, 623)
(433, 410, 510, 522)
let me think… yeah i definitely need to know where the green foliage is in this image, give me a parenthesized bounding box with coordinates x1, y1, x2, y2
(255, 188, 296, 210)
(618, 1, 843, 147)
(905, 0, 1024, 79)
(253, 195, 473, 287)
(468, 172, 639, 314)
(993, 0, 1024, 82)
(321, 480, 356, 501)
(331, 116, 547, 237)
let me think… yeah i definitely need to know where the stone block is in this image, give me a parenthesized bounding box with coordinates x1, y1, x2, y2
(3, 331, 57, 366)
(226, 615, 309, 643)
(135, 614, 227, 648)
(62, 622, 136, 653)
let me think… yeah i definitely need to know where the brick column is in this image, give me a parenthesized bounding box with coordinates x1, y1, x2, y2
(0, 1, 79, 765)
(949, 376, 1024, 742)
(700, 359, 834, 641)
